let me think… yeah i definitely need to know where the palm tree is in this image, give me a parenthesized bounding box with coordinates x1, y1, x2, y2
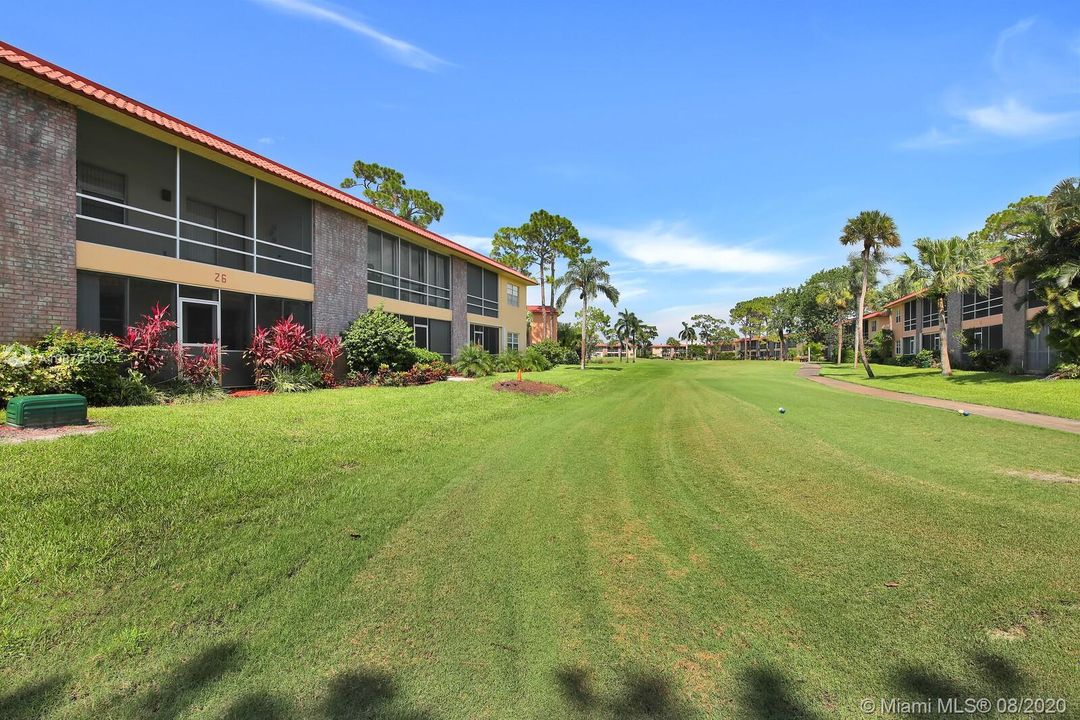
(556, 257, 620, 370)
(678, 321, 697, 358)
(897, 236, 998, 376)
(816, 285, 854, 365)
(840, 210, 901, 378)
(614, 309, 639, 363)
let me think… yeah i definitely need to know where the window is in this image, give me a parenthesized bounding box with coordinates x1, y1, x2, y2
(922, 297, 940, 328)
(507, 331, 520, 351)
(962, 283, 1003, 321)
(870, 320, 877, 333)
(467, 264, 499, 317)
(181, 198, 250, 271)
(963, 325, 1003, 352)
(256, 295, 312, 330)
(398, 315, 452, 361)
(895, 340, 902, 355)
(922, 333, 941, 352)
(469, 324, 500, 354)
(902, 336, 916, 355)
(367, 229, 451, 308)
(1026, 325, 1059, 373)
(77, 162, 126, 223)
(507, 284, 520, 307)
(894, 309, 902, 323)
(903, 300, 918, 331)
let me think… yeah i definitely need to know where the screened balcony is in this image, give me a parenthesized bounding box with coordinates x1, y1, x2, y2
(76, 112, 313, 283)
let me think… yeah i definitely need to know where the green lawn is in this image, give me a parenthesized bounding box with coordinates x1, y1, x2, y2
(819, 362, 1080, 420)
(2, 362, 1078, 719)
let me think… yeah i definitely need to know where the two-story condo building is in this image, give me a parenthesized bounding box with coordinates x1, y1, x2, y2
(0, 42, 534, 386)
(864, 258, 1059, 373)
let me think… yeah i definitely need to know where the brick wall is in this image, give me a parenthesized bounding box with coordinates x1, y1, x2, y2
(312, 202, 367, 336)
(0, 77, 77, 341)
(1001, 278, 1027, 370)
(451, 256, 468, 356)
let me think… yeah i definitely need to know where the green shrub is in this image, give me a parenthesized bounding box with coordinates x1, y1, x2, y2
(159, 380, 227, 404)
(37, 328, 127, 405)
(268, 363, 323, 393)
(967, 348, 1010, 372)
(410, 347, 443, 365)
(913, 349, 935, 368)
(455, 344, 495, 378)
(342, 307, 417, 373)
(495, 348, 552, 376)
(528, 339, 567, 367)
(0, 343, 71, 405)
(524, 346, 553, 372)
(868, 330, 894, 363)
(116, 369, 163, 406)
(715, 351, 739, 361)
(1051, 362, 1080, 379)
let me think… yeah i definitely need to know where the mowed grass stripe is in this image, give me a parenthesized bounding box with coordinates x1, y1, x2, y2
(1, 361, 1077, 719)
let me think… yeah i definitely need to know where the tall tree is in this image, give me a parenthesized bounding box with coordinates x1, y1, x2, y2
(690, 314, 730, 359)
(816, 285, 854, 365)
(613, 309, 637, 363)
(489, 226, 537, 275)
(840, 210, 901, 378)
(490, 211, 589, 344)
(768, 288, 799, 361)
(730, 297, 772, 358)
(678, 321, 697, 358)
(575, 306, 612, 362)
(897, 236, 998, 376)
(556, 257, 620, 370)
(993, 179, 1080, 364)
(340, 160, 444, 228)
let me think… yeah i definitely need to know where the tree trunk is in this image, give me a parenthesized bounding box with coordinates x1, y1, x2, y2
(579, 295, 588, 371)
(539, 270, 547, 346)
(547, 259, 557, 343)
(857, 250, 875, 378)
(837, 321, 844, 365)
(938, 296, 952, 376)
(779, 331, 786, 361)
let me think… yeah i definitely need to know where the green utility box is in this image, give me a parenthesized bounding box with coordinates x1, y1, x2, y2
(5, 394, 88, 429)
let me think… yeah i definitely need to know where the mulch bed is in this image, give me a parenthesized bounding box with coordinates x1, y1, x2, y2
(0, 421, 106, 444)
(229, 389, 271, 398)
(492, 380, 568, 396)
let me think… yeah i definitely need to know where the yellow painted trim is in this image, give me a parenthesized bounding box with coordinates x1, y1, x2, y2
(75, 241, 313, 301)
(368, 296, 453, 322)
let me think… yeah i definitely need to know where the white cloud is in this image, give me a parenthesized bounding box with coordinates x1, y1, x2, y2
(992, 17, 1035, 73)
(897, 127, 964, 150)
(586, 221, 804, 274)
(962, 98, 1080, 137)
(250, 0, 448, 71)
(446, 233, 491, 254)
(257, 136, 276, 145)
(902, 18, 1080, 150)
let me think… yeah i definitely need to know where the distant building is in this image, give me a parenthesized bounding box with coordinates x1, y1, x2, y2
(527, 305, 558, 345)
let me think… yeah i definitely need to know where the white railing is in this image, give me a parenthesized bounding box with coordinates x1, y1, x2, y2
(76, 192, 312, 274)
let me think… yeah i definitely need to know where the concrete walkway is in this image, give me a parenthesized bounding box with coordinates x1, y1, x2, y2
(799, 363, 1080, 436)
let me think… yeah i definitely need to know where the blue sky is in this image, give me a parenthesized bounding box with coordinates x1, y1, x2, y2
(9, 1, 1080, 338)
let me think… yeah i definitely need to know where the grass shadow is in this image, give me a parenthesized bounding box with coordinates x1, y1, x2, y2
(891, 649, 1037, 718)
(0, 674, 68, 720)
(554, 665, 693, 719)
(322, 669, 432, 720)
(740, 666, 823, 720)
(221, 691, 294, 720)
(139, 641, 241, 719)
